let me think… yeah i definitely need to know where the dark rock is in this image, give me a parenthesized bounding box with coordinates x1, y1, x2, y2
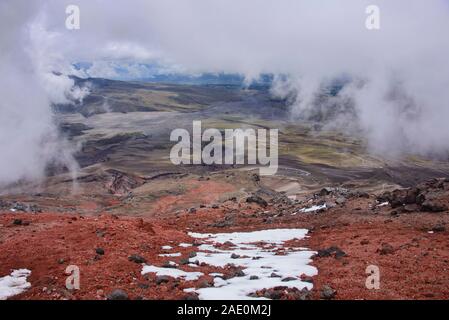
(107, 289, 129, 300)
(320, 285, 336, 300)
(13, 219, 23, 226)
(246, 195, 268, 208)
(319, 187, 334, 196)
(188, 252, 197, 258)
(316, 246, 346, 259)
(335, 197, 347, 205)
(230, 253, 241, 259)
(378, 243, 395, 255)
(95, 248, 105, 255)
(128, 254, 147, 264)
(137, 282, 149, 289)
(184, 293, 200, 300)
(249, 275, 259, 280)
(281, 277, 297, 282)
(162, 261, 178, 268)
(270, 273, 282, 278)
(234, 270, 246, 277)
(198, 280, 212, 288)
(421, 200, 448, 212)
(155, 275, 171, 285)
(179, 258, 190, 265)
(432, 224, 446, 232)
(188, 207, 197, 214)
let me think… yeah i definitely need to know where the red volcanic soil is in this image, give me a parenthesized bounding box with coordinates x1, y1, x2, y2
(1, 188, 449, 300)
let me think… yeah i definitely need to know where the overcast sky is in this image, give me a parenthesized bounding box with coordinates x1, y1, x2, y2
(1, 0, 449, 187)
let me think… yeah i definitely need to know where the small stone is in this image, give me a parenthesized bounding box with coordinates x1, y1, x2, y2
(270, 273, 282, 278)
(281, 277, 297, 282)
(230, 253, 240, 259)
(137, 283, 149, 289)
(378, 243, 395, 255)
(249, 275, 259, 280)
(107, 289, 128, 300)
(156, 275, 171, 285)
(246, 195, 268, 208)
(128, 254, 147, 264)
(234, 270, 246, 277)
(185, 293, 200, 300)
(432, 224, 446, 232)
(95, 248, 105, 255)
(13, 219, 22, 226)
(320, 285, 336, 300)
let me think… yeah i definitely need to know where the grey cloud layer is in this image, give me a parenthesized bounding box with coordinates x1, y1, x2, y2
(1, 0, 449, 186)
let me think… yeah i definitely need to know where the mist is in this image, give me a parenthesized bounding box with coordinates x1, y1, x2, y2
(1, 0, 449, 187)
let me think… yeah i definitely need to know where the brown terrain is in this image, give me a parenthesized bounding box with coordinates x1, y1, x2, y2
(1, 172, 449, 300)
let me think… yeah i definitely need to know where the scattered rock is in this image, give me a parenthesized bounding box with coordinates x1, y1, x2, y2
(95, 248, 105, 255)
(270, 273, 281, 278)
(432, 224, 446, 232)
(421, 200, 448, 213)
(128, 254, 147, 264)
(184, 293, 200, 300)
(156, 276, 171, 285)
(246, 195, 268, 208)
(320, 285, 336, 300)
(316, 246, 346, 259)
(378, 243, 395, 255)
(281, 277, 297, 282)
(107, 289, 129, 300)
(13, 219, 23, 226)
(230, 253, 241, 259)
(249, 275, 259, 280)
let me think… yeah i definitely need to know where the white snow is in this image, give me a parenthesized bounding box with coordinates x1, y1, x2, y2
(141, 266, 203, 281)
(377, 202, 389, 207)
(185, 229, 317, 300)
(298, 204, 327, 213)
(0, 269, 31, 300)
(179, 243, 193, 248)
(161, 245, 173, 250)
(159, 253, 182, 257)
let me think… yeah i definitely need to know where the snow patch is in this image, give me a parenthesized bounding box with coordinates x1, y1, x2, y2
(298, 204, 327, 213)
(161, 245, 173, 250)
(159, 253, 182, 257)
(186, 229, 317, 300)
(141, 266, 203, 281)
(179, 243, 193, 248)
(0, 269, 31, 300)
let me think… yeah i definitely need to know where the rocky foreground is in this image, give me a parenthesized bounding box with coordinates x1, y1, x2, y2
(1, 177, 449, 300)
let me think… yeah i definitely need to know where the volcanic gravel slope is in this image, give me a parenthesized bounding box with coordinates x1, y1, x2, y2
(1, 178, 449, 300)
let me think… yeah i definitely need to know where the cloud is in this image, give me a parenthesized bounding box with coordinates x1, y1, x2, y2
(1, 0, 449, 188)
